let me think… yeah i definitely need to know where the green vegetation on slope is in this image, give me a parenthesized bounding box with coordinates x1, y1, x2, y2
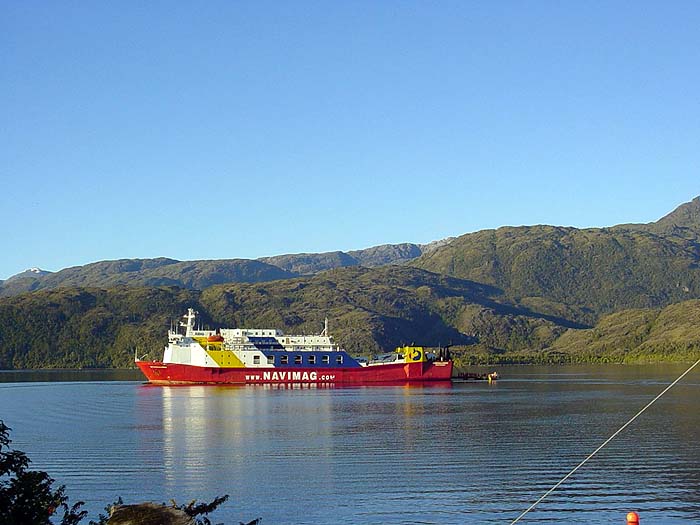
(1, 243, 433, 298)
(0, 267, 574, 369)
(439, 300, 700, 366)
(413, 225, 700, 325)
(200, 266, 572, 356)
(2, 197, 700, 369)
(0, 287, 198, 369)
(258, 243, 425, 274)
(617, 195, 700, 239)
(543, 299, 700, 363)
(1, 273, 698, 370)
(258, 251, 359, 275)
(0, 258, 296, 297)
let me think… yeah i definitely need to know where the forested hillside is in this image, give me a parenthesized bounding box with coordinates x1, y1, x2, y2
(2, 197, 700, 369)
(0, 267, 575, 369)
(0, 258, 295, 297)
(0, 287, 198, 369)
(413, 199, 700, 324)
(543, 300, 700, 363)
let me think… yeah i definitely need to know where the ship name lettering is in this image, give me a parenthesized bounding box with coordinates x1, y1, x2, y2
(261, 371, 319, 381)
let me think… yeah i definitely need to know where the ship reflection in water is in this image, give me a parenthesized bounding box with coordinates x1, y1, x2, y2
(159, 384, 337, 498)
(156, 382, 455, 507)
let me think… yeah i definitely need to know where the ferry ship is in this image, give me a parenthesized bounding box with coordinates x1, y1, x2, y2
(136, 308, 453, 385)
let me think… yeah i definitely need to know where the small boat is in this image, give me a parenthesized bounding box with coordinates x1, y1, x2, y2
(136, 309, 453, 385)
(455, 371, 499, 382)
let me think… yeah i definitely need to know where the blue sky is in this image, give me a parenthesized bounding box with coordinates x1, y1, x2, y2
(2, 1, 698, 280)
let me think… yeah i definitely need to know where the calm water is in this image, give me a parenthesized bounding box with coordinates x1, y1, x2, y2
(1, 365, 699, 524)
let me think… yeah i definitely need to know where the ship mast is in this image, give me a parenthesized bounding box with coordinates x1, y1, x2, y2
(180, 308, 197, 337)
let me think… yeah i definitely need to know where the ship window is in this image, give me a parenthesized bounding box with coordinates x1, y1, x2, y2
(322, 355, 330, 364)
(253, 355, 260, 364)
(280, 355, 288, 365)
(309, 355, 316, 365)
(294, 355, 302, 364)
(267, 356, 274, 365)
(336, 355, 343, 364)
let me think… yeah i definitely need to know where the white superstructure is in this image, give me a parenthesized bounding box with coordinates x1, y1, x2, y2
(159, 308, 345, 369)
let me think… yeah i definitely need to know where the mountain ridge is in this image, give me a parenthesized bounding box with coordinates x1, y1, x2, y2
(1, 239, 456, 297)
(615, 195, 700, 238)
(4, 197, 697, 298)
(0, 258, 295, 297)
(1, 196, 699, 368)
(411, 197, 700, 324)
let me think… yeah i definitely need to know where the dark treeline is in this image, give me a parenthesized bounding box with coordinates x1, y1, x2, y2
(1, 266, 699, 370)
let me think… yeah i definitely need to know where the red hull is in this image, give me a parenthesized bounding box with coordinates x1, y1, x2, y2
(136, 360, 453, 385)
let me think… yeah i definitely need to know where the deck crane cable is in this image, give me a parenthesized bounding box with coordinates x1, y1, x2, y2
(510, 356, 700, 524)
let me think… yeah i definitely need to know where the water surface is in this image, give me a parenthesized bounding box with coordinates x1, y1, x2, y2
(1, 365, 699, 524)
